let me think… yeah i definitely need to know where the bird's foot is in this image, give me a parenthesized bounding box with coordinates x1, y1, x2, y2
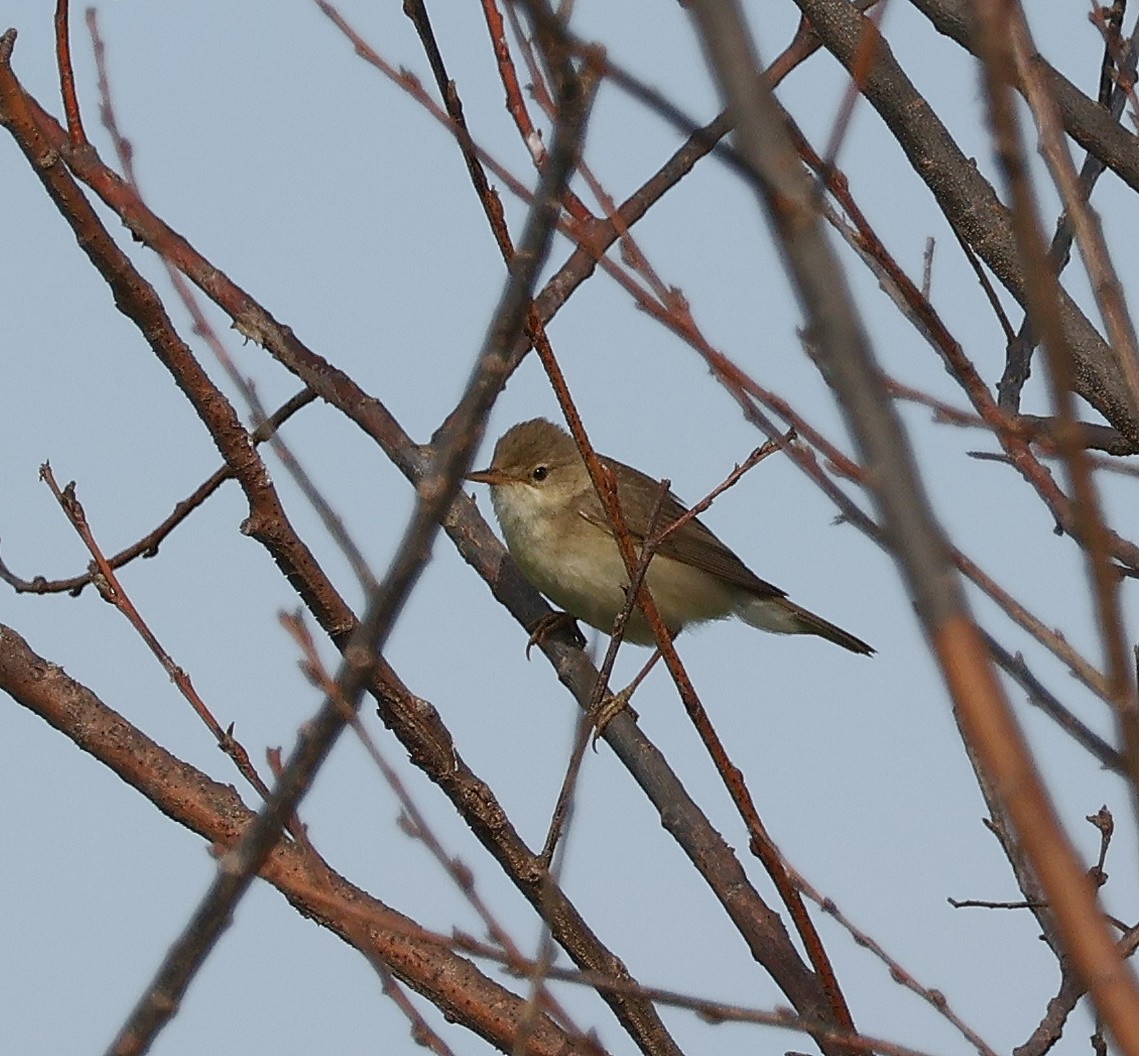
(590, 687, 639, 747)
(589, 645, 663, 745)
(525, 610, 585, 659)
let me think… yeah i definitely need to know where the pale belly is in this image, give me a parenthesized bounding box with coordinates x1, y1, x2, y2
(495, 491, 735, 645)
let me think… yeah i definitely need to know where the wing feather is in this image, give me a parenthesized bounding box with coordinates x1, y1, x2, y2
(575, 455, 786, 601)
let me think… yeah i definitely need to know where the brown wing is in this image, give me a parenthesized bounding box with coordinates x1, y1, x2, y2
(575, 454, 786, 601)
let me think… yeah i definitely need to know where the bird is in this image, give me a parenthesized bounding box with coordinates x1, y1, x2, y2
(467, 418, 873, 655)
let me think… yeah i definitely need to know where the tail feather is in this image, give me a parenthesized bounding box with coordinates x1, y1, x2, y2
(738, 596, 874, 655)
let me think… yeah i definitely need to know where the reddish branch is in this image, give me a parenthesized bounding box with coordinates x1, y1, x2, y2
(0, 21, 721, 1056)
(688, 5, 1139, 1054)
(0, 29, 822, 1056)
(793, 0, 1139, 446)
(4, 3, 1138, 1053)
(0, 389, 315, 596)
(36, 464, 302, 836)
(970, 1, 1139, 989)
(52, 0, 84, 147)
(398, 4, 861, 1042)
(0, 626, 595, 1056)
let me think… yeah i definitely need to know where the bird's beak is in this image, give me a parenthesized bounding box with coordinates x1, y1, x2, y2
(466, 467, 512, 486)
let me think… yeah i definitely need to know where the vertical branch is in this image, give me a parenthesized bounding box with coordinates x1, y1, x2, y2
(103, 26, 592, 1055)
(1009, 9, 1139, 413)
(685, 3, 1139, 1054)
(999, 0, 1139, 813)
(53, 0, 85, 146)
(793, 0, 1139, 446)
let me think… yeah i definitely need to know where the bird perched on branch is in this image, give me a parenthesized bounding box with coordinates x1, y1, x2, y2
(468, 418, 873, 656)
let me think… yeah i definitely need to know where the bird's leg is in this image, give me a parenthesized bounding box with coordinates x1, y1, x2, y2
(591, 646, 663, 743)
(525, 611, 585, 659)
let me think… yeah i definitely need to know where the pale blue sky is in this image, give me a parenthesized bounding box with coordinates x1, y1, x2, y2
(2, 3, 1135, 1055)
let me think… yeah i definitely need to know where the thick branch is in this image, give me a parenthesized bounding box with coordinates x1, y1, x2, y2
(910, 0, 1139, 194)
(688, 3, 1139, 1052)
(0, 624, 594, 1055)
(790, 0, 1139, 443)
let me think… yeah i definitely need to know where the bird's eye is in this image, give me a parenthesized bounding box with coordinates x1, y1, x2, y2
(532, 465, 549, 482)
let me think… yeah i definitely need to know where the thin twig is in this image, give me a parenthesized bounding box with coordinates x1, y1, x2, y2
(103, 16, 592, 1049)
(53, 0, 85, 147)
(0, 389, 316, 597)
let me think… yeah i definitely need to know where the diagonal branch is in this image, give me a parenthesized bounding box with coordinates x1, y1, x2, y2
(0, 624, 596, 1056)
(98, 18, 593, 1051)
(791, 0, 1139, 444)
(687, 3, 1139, 1053)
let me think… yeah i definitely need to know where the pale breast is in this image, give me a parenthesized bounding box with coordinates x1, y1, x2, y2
(491, 483, 735, 644)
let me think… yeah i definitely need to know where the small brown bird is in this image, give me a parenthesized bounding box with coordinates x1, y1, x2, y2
(468, 418, 873, 655)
